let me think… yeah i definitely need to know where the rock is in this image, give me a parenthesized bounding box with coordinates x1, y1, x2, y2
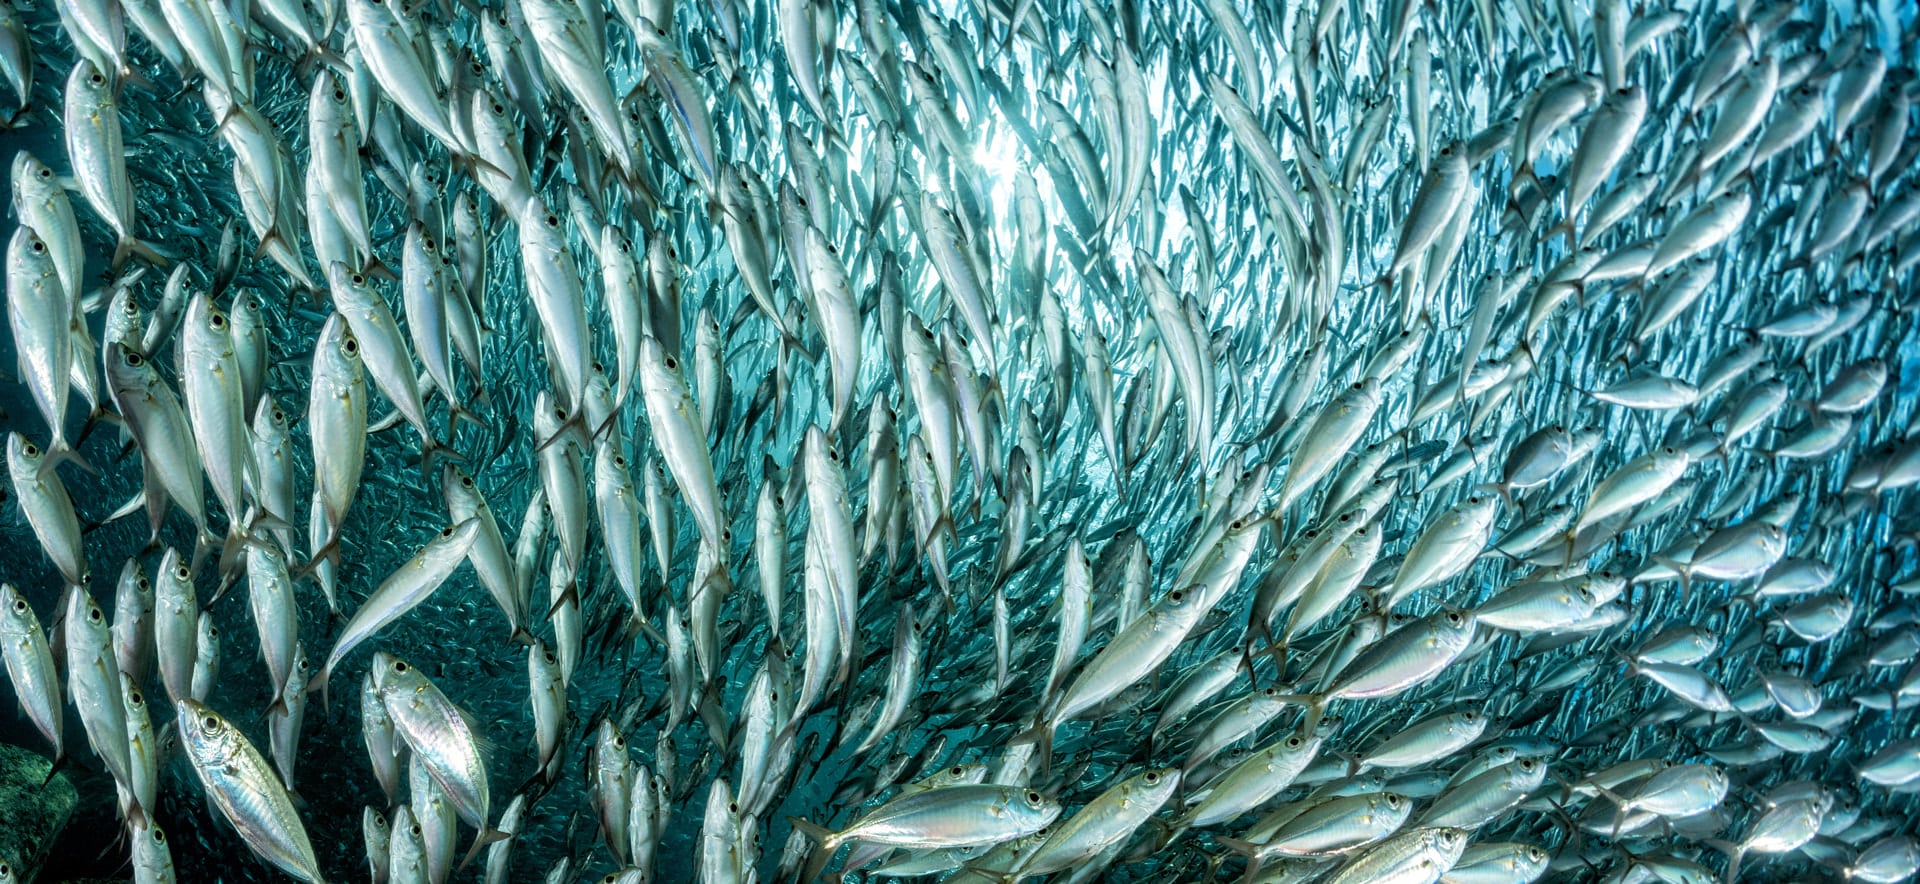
(0, 742, 77, 883)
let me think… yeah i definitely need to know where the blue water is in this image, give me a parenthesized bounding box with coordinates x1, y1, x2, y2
(2, 0, 1920, 881)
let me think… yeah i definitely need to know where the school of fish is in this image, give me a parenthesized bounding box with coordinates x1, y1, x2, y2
(0, 0, 1917, 880)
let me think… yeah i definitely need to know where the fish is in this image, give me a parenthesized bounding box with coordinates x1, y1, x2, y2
(0, 0, 1913, 881)
(0, 583, 63, 764)
(313, 521, 479, 703)
(370, 652, 510, 871)
(176, 699, 323, 883)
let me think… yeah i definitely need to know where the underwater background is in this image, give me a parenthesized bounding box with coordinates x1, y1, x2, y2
(1, 0, 1920, 881)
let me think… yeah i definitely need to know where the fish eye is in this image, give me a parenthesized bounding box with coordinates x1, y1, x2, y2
(1025, 791, 1042, 805)
(392, 660, 408, 673)
(492, 101, 505, 114)
(544, 213, 559, 228)
(1521, 759, 1537, 770)
(332, 88, 345, 101)
(176, 566, 189, 580)
(727, 801, 738, 814)
(1386, 793, 1404, 807)
(1169, 590, 1185, 603)
(543, 651, 556, 664)
(151, 828, 165, 844)
(88, 607, 102, 623)
(89, 72, 104, 86)
(664, 356, 677, 369)
(208, 625, 217, 636)
(202, 714, 220, 731)
(1263, 687, 1279, 697)
(1462, 711, 1478, 721)
(1144, 771, 1160, 785)
(409, 824, 420, 836)
(613, 736, 625, 749)
(1286, 736, 1303, 749)
(1446, 611, 1463, 625)
(950, 765, 964, 776)
(35, 165, 50, 180)
(8, 600, 22, 613)
(440, 526, 454, 538)
(210, 312, 225, 328)
(461, 475, 474, 487)
(130, 689, 143, 705)
(350, 273, 365, 286)
(29, 239, 44, 254)
(21, 443, 36, 456)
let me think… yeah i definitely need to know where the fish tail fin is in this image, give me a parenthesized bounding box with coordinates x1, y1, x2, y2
(787, 817, 842, 879)
(114, 63, 159, 95)
(1590, 782, 1633, 837)
(543, 579, 581, 620)
(1545, 214, 1577, 246)
(449, 401, 489, 433)
(113, 236, 170, 270)
(1215, 836, 1265, 881)
(1704, 838, 1744, 884)
(72, 405, 121, 453)
(41, 752, 67, 786)
(291, 532, 341, 586)
(453, 827, 511, 879)
(420, 437, 467, 475)
(1258, 636, 1290, 684)
(1483, 479, 1518, 515)
(362, 256, 400, 284)
(1297, 695, 1329, 737)
(305, 663, 334, 714)
(1007, 717, 1056, 778)
(36, 439, 95, 481)
(299, 44, 351, 80)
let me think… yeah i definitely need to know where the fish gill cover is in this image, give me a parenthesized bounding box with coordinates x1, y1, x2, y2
(0, 0, 1917, 881)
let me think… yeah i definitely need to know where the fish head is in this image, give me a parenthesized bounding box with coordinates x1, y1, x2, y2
(176, 699, 241, 756)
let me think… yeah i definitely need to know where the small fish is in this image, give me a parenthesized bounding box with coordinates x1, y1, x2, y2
(177, 699, 323, 883)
